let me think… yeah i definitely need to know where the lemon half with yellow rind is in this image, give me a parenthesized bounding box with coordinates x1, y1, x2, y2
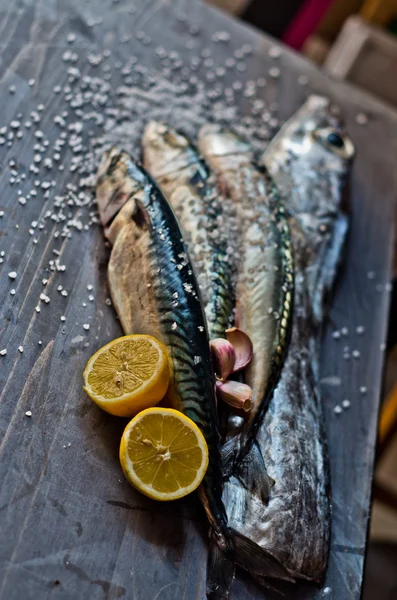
(119, 407, 209, 501)
(83, 335, 170, 417)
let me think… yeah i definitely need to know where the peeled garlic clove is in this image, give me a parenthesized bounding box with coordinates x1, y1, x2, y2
(225, 327, 253, 372)
(210, 338, 236, 381)
(216, 380, 252, 413)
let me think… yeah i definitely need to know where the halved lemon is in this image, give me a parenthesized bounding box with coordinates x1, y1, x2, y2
(83, 335, 170, 417)
(119, 407, 209, 501)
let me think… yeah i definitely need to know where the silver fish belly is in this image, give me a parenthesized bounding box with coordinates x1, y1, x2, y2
(223, 95, 354, 584)
(142, 121, 236, 340)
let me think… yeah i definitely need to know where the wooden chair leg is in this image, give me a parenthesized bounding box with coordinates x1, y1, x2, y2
(377, 381, 397, 459)
(373, 482, 397, 512)
(374, 378, 397, 510)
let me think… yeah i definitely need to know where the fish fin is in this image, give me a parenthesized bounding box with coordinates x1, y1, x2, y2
(206, 537, 235, 599)
(230, 529, 294, 583)
(220, 436, 240, 478)
(234, 440, 272, 502)
(251, 573, 287, 596)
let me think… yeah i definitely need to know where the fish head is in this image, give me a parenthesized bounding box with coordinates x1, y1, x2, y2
(199, 124, 252, 159)
(266, 95, 354, 171)
(264, 95, 355, 215)
(142, 121, 198, 180)
(96, 148, 145, 227)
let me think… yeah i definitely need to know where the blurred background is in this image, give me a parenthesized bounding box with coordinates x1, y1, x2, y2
(207, 1, 397, 598)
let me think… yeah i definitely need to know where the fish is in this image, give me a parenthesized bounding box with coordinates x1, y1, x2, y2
(263, 94, 354, 325)
(95, 148, 291, 599)
(142, 121, 236, 340)
(223, 95, 355, 585)
(198, 125, 294, 501)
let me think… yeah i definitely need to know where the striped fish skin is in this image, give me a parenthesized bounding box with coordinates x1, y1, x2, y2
(198, 125, 294, 485)
(224, 95, 354, 583)
(96, 148, 229, 543)
(142, 121, 236, 340)
(96, 149, 293, 597)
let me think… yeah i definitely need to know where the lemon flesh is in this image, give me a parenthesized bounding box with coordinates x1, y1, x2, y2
(120, 408, 209, 501)
(83, 335, 170, 417)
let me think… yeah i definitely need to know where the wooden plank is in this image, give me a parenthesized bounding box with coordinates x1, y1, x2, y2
(0, 1, 396, 599)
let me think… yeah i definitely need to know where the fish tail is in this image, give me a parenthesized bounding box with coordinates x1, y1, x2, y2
(231, 528, 294, 583)
(206, 533, 235, 599)
(223, 437, 273, 503)
(206, 528, 294, 598)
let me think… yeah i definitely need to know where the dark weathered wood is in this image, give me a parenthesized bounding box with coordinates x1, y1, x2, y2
(0, 1, 396, 599)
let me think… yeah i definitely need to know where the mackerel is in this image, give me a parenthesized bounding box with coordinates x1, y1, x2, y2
(199, 126, 294, 500)
(142, 121, 236, 340)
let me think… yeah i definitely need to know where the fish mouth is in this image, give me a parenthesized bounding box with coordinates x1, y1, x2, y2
(306, 94, 330, 111)
(144, 120, 189, 150)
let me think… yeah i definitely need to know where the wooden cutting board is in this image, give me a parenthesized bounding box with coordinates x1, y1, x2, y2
(0, 1, 396, 598)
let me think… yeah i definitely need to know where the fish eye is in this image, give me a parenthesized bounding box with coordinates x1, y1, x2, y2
(312, 126, 353, 158)
(326, 131, 344, 148)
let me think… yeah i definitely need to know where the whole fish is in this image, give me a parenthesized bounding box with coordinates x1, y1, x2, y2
(198, 126, 294, 500)
(142, 121, 236, 340)
(95, 149, 290, 599)
(223, 95, 354, 585)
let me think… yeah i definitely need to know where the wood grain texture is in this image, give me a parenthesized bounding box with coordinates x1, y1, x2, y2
(0, 1, 396, 599)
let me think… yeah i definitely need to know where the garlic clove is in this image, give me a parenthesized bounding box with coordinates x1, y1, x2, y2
(225, 327, 253, 372)
(210, 338, 236, 381)
(216, 380, 252, 413)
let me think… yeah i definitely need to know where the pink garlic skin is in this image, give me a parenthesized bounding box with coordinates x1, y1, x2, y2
(210, 338, 236, 381)
(225, 327, 253, 372)
(216, 379, 252, 413)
